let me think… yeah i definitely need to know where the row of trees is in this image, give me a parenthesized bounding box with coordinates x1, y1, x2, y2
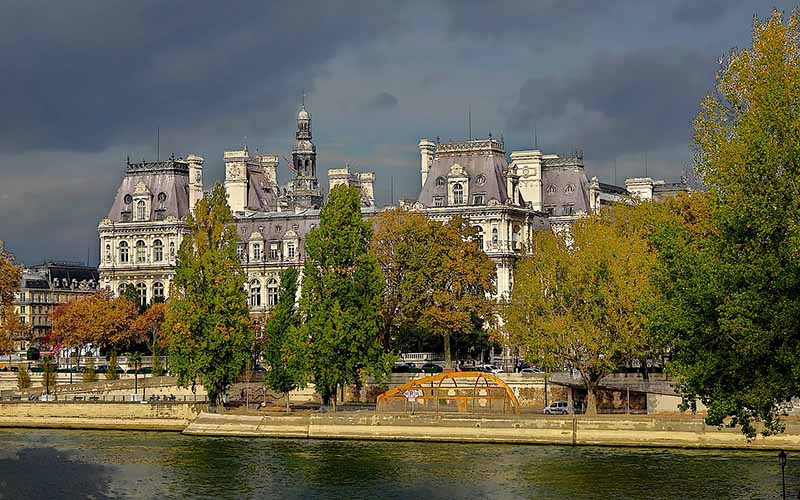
(163, 184, 499, 410)
(507, 10, 800, 435)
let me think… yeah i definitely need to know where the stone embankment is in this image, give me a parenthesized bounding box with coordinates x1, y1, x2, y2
(0, 402, 206, 431)
(183, 412, 800, 450)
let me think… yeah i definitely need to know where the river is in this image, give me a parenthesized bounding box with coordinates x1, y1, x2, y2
(0, 429, 793, 499)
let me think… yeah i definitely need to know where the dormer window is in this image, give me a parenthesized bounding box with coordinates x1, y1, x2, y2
(252, 242, 262, 261)
(452, 183, 464, 205)
(136, 200, 147, 221)
(435, 176, 446, 187)
(565, 184, 575, 194)
(473, 193, 485, 205)
(433, 196, 444, 207)
(546, 185, 557, 195)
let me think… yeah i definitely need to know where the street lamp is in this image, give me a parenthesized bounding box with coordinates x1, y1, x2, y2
(778, 450, 787, 500)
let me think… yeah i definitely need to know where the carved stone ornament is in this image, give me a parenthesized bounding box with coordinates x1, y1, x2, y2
(487, 198, 501, 207)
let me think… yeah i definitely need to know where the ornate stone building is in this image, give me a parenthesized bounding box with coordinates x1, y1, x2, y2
(98, 104, 687, 366)
(99, 105, 375, 314)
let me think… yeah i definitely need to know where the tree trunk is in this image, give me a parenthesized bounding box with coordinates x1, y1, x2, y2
(285, 391, 290, 413)
(443, 333, 452, 369)
(585, 384, 598, 415)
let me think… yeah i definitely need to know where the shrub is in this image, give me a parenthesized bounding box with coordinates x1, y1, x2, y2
(83, 358, 98, 383)
(17, 369, 31, 390)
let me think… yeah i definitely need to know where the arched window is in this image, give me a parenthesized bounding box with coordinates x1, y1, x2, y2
(249, 279, 261, 307)
(152, 282, 165, 301)
(474, 227, 484, 251)
(136, 200, 147, 221)
(453, 183, 464, 204)
(135, 240, 146, 263)
(267, 279, 279, 306)
(119, 241, 129, 263)
(435, 176, 446, 187)
(157, 192, 167, 209)
(491, 227, 498, 245)
(135, 282, 147, 307)
(152, 240, 163, 262)
(169, 241, 175, 258)
(118, 283, 128, 297)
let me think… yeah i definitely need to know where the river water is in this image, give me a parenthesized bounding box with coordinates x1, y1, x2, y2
(0, 429, 793, 499)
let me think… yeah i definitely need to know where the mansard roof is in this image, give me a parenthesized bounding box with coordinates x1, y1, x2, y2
(418, 139, 519, 207)
(106, 159, 190, 222)
(246, 167, 279, 212)
(540, 155, 591, 213)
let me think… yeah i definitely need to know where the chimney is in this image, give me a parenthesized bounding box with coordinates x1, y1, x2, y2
(186, 154, 205, 213)
(419, 139, 436, 187)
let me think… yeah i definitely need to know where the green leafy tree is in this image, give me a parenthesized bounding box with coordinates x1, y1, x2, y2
(264, 267, 308, 412)
(505, 215, 659, 414)
(673, 9, 800, 437)
(301, 185, 389, 406)
(164, 184, 253, 410)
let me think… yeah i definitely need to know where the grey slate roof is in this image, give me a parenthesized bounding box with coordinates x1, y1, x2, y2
(418, 139, 519, 207)
(246, 167, 279, 212)
(541, 156, 591, 214)
(107, 160, 190, 222)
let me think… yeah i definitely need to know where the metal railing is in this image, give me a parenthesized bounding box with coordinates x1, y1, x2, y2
(0, 394, 207, 403)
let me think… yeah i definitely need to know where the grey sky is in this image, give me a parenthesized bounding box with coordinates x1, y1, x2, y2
(0, 1, 792, 264)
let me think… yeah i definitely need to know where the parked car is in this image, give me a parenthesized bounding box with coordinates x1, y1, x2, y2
(544, 401, 570, 415)
(420, 363, 443, 373)
(479, 364, 502, 374)
(520, 367, 544, 374)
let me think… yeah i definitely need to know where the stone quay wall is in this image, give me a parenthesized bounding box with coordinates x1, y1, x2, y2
(183, 412, 800, 450)
(0, 402, 206, 431)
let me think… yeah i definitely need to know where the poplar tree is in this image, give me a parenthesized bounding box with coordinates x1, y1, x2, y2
(164, 184, 253, 409)
(263, 267, 308, 411)
(301, 185, 389, 405)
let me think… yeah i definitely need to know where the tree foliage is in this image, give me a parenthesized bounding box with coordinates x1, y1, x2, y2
(263, 267, 308, 410)
(130, 303, 166, 354)
(300, 185, 389, 404)
(51, 292, 138, 351)
(0, 249, 22, 354)
(372, 209, 496, 367)
(673, 9, 800, 437)
(505, 215, 659, 414)
(163, 184, 253, 408)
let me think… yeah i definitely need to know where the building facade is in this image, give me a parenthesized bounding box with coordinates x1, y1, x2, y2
(13, 262, 99, 350)
(98, 104, 688, 366)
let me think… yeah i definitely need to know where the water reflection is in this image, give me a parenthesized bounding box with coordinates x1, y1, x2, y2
(0, 429, 792, 500)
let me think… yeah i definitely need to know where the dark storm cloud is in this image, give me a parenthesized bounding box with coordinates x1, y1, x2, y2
(361, 92, 399, 111)
(0, 0, 404, 155)
(441, 0, 636, 40)
(508, 47, 715, 161)
(670, 0, 747, 26)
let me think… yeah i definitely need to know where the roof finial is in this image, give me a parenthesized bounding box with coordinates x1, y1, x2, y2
(302, 89, 306, 108)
